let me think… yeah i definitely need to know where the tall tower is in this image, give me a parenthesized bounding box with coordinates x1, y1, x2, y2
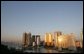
(54, 31, 62, 48)
(68, 33, 76, 51)
(36, 35, 40, 46)
(32, 35, 36, 46)
(23, 32, 28, 48)
(48, 33, 53, 46)
(44, 33, 49, 46)
(28, 32, 31, 46)
(44, 33, 53, 46)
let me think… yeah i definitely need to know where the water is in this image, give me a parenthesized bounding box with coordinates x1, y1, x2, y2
(1, 41, 82, 53)
(23, 46, 66, 53)
(3, 44, 82, 53)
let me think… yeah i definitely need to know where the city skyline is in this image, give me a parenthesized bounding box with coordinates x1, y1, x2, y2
(1, 1, 83, 42)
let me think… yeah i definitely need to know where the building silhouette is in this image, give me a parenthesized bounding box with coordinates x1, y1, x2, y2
(27, 32, 32, 46)
(22, 32, 31, 48)
(23, 32, 28, 48)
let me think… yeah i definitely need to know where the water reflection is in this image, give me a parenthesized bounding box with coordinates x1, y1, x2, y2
(23, 47, 59, 53)
(23, 46, 81, 53)
(47, 49, 52, 53)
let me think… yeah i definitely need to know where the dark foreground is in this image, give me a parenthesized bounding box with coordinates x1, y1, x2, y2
(1, 44, 83, 53)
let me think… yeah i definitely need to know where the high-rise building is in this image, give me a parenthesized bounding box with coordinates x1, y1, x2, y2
(54, 31, 62, 48)
(66, 33, 76, 50)
(58, 34, 76, 50)
(44, 33, 48, 45)
(32, 35, 36, 46)
(27, 32, 31, 46)
(22, 32, 32, 48)
(23, 32, 28, 48)
(44, 33, 53, 46)
(36, 35, 40, 46)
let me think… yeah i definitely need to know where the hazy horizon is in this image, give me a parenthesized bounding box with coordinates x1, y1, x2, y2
(1, 1, 83, 42)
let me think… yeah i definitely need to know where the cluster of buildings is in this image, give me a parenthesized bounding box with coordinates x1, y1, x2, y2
(22, 30, 83, 50)
(44, 31, 83, 50)
(22, 32, 40, 48)
(44, 33, 53, 46)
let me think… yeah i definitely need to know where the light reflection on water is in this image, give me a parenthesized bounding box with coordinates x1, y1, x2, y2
(7, 45, 79, 53)
(23, 47, 60, 53)
(47, 49, 52, 53)
(41, 48, 59, 53)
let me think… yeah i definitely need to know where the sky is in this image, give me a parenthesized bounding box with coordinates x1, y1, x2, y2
(1, 1, 83, 43)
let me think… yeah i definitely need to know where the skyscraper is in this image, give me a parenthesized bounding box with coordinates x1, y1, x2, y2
(44, 33, 53, 46)
(44, 33, 48, 45)
(58, 34, 76, 50)
(54, 31, 62, 48)
(36, 35, 40, 46)
(22, 32, 31, 48)
(27, 32, 31, 46)
(23, 32, 28, 48)
(67, 33, 76, 50)
(32, 35, 36, 46)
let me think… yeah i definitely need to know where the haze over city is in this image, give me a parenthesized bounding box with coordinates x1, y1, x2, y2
(1, 1, 83, 43)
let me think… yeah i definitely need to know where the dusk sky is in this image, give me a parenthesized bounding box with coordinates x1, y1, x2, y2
(1, 1, 83, 42)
